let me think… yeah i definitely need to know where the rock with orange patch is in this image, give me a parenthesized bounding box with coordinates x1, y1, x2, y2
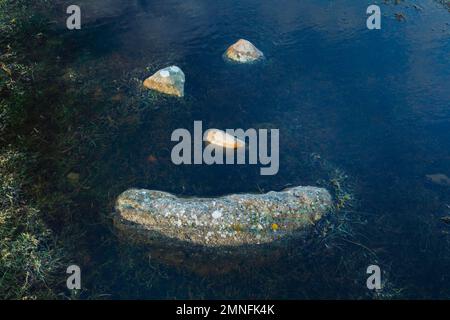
(205, 129, 245, 149)
(224, 39, 264, 63)
(143, 66, 185, 97)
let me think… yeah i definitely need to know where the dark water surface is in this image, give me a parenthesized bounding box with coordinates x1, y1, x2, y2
(57, 0, 450, 298)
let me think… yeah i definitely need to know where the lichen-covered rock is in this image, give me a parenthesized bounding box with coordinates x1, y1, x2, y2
(224, 39, 264, 63)
(143, 66, 185, 97)
(114, 186, 332, 274)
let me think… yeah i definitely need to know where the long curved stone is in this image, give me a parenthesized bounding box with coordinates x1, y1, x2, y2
(114, 186, 333, 274)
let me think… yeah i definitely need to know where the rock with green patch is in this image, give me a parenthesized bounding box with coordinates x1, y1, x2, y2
(114, 186, 333, 274)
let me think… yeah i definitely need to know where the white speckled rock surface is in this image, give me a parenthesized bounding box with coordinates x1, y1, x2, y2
(54, 0, 137, 28)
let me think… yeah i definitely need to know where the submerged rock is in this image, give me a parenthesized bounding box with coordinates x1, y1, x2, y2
(426, 173, 450, 187)
(114, 186, 333, 274)
(224, 39, 264, 63)
(143, 66, 185, 97)
(205, 129, 245, 149)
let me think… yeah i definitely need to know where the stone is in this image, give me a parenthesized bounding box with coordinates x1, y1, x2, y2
(205, 129, 245, 149)
(143, 66, 185, 97)
(426, 173, 450, 187)
(224, 39, 264, 63)
(113, 186, 333, 274)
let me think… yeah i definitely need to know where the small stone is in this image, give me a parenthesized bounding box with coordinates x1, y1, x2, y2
(211, 210, 222, 219)
(205, 129, 245, 149)
(143, 65, 185, 97)
(224, 39, 264, 63)
(67, 172, 80, 185)
(160, 70, 170, 77)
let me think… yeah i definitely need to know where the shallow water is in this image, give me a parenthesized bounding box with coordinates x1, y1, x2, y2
(56, 0, 450, 298)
